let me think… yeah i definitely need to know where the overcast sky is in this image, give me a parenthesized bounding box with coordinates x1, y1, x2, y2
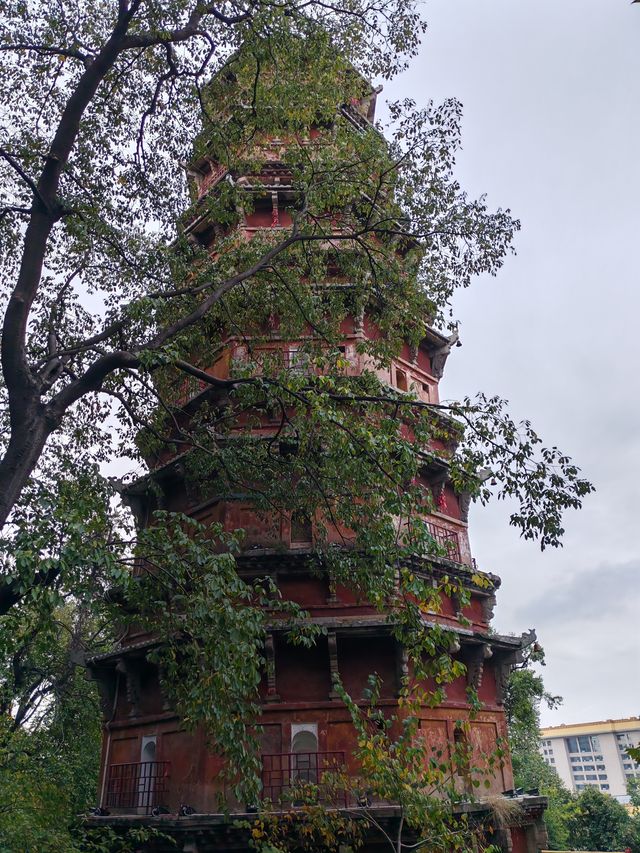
(383, 0, 640, 725)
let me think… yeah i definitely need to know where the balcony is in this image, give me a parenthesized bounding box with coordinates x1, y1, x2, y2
(427, 521, 461, 564)
(197, 163, 228, 198)
(104, 761, 170, 815)
(262, 751, 347, 806)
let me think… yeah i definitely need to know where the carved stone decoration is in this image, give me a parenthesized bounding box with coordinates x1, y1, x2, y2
(271, 191, 279, 227)
(116, 658, 142, 717)
(88, 666, 118, 719)
(451, 590, 463, 618)
(466, 646, 485, 690)
(431, 475, 447, 506)
(327, 632, 340, 700)
(518, 628, 537, 658)
(108, 478, 148, 529)
(430, 329, 460, 380)
(458, 491, 472, 524)
(395, 643, 409, 695)
(156, 663, 172, 712)
(494, 653, 518, 705)
(481, 593, 497, 624)
(326, 578, 339, 605)
(264, 634, 280, 702)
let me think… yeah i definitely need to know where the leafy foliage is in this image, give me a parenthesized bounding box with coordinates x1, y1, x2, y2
(504, 647, 640, 852)
(564, 786, 638, 852)
(0, 2, 591, 600)
(503, 643, 572, 850)
(503, 644, 562, 783)
(0, 607, 103, 850)
(121, 513, 322, 804)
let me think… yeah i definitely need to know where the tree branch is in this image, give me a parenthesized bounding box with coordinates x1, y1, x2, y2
(0, 148, 50, 211)
(0, 42, 92, 68)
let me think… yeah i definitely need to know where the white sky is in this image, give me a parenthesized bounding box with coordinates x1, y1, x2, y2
(384, 0, 640, 725)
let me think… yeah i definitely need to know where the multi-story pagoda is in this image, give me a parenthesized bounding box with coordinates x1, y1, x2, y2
(88, 34, 547, 853)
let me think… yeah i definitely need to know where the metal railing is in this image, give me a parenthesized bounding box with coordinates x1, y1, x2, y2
(104, 761, 170, 814)
(262, 751, 347, 806)
(427, 521, 462, 564)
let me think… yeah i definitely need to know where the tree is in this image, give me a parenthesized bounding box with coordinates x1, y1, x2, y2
(505, 650, 640, 852)
(504, 644, 572, 850)
(504, 643, 561, 784)
(246, 674, 507, 853)
(0, 0, 421, 573)
(628, 777, 640, 808)
(0, 0, 593, 621)
(565, 786, 636, 852)
(0, 465, 119, 849)
(0, 602, 104, 850)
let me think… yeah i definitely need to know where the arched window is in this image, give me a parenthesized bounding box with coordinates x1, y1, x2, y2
(291, 726, 319, 784)
(138, 737, 157, 810)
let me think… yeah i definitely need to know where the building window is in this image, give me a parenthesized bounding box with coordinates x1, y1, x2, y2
(138, 736, 158, 811)
(602, 784, 610, 790)
(550, 758, 555, 764)
(574, 775, 584, 781)
(598, 775, 607, 780)
(567, 736, 600, 754)
(286, 346, 310, 373)
(396, 368, 408, 392)
(290, 512, 313, 545)
(291, 724, 319, 785)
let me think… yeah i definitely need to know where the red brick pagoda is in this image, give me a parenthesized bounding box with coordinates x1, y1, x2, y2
(87, 44, 547, 853)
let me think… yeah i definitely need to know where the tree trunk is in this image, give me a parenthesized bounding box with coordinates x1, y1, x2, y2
(0, 410, 53, 530)
(0, 416, 62, 613)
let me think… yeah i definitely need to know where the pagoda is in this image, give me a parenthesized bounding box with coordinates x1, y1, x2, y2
(87, 32, 547, 853)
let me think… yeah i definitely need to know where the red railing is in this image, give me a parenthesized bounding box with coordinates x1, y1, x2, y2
(199, 163, 228, 196)
(427, 521, 461, 564)
(104, 761, 170, 814)
(262, 751, 347, 806)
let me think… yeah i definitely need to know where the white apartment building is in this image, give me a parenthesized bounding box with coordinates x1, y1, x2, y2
(539, 717, 640, 802)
